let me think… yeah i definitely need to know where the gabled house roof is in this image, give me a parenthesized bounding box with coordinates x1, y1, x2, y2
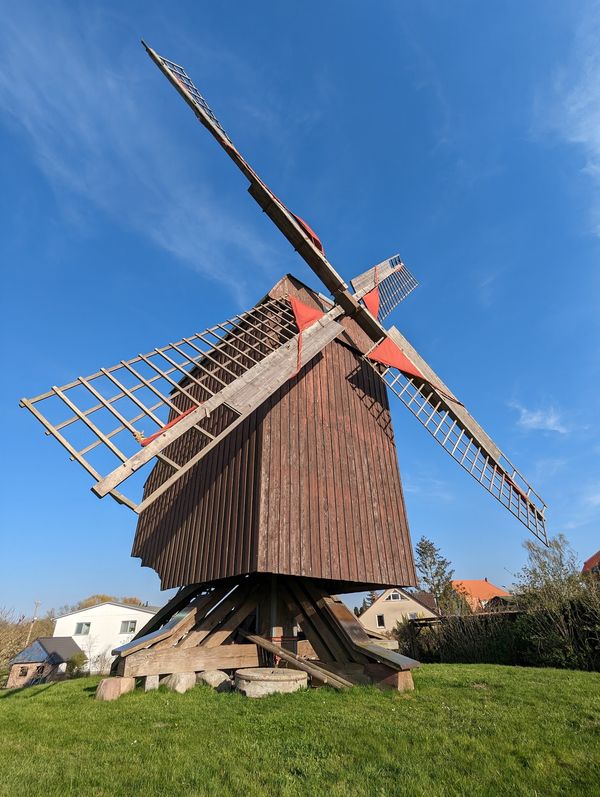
(9, 637, 82, 666)
(368, 587, 437, 615)
(583, 550, 600, 574)
(56, 601, 160, 619)
(452, 579, 509, 609)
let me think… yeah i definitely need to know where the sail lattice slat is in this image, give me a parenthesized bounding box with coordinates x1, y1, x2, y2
(156, 54, 233, 145)
(351, 254, 418, 320)
(377, 259, 419, 319)
(369, 361, 547, 543)
(21, 298, 297, 509)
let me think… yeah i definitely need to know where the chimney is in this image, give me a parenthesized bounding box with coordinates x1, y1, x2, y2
(484, 577, 488, 582)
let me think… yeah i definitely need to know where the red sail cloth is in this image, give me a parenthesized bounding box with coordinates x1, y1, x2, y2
(290, 213, 324, 253)
(368, 337, 464, 406)
(364, 286, 380, 319)
(367, 338, 425, 381)
(289, 297, 325, 375)
(136, 404, 199, 447)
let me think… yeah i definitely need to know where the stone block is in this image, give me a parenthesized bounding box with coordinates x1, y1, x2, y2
(365, 662, 415, 692)
(144, 674, 160, 692)
(160, 671, 196, 694)
(95, 676, 135, 701)
(196, 670, 232, 692)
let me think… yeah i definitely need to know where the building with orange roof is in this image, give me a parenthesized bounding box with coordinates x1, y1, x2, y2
(451, 578, 510, 612)
(582, 550, 600, 577)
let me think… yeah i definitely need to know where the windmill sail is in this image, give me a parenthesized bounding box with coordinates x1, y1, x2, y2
(351, 255, 419, 320)
(143, 42, 384, 345)
(367, 326, 547, 543)
(21, 298, 342, 511)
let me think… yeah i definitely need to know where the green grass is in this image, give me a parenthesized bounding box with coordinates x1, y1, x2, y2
(1, 664, 598, 797)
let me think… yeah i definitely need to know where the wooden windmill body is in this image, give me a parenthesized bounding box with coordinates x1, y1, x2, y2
(21, 43, 548, 691)
(134, 275, 415, 592)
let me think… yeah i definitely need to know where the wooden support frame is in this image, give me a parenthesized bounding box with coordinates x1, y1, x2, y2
(111, 575, 420, 690)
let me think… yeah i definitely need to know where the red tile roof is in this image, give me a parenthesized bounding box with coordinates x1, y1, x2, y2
(582, 550, 600, 573)
(452, 579, 510, 610)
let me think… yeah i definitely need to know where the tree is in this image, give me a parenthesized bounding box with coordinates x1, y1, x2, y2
(414, 536, 455, 612)
(513, 534, 600, 670)
(354, 591, 380, 617)
(367, 590, 379, 608)
(516, 534, 579, 593)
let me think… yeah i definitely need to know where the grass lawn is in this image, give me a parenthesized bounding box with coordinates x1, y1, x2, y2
(0, 664, 598, 797)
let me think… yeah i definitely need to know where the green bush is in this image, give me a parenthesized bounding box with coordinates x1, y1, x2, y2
(395, 577, 600, 671)
(66, 652, 87, 677)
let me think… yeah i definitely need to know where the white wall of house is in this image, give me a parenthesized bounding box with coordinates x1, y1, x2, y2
(360, 588, 436, 634)
(53, 602, 157, 674)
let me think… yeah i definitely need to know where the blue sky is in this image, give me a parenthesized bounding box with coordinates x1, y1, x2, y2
(1, 1, 599, 616)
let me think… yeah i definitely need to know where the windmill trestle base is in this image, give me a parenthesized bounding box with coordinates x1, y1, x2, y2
(107, 575, 419, 696)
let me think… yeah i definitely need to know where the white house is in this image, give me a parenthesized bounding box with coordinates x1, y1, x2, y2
(53, 602, 159, 674)
(359, 588, 437, 634)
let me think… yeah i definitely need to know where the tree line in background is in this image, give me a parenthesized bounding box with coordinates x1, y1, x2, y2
(0, 594, 143, 671)
(395, 534, 600, 672)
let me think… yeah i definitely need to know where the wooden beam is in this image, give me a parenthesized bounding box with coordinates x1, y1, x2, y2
(130, 584, 206, 641)
(200, 594, 259, 649)
(285, 581, 350, 663)
(240, 632, 353, 690)
(122, 643, 259, 677)
(93, 312, 343, 503)
(179, 581, 257, 649)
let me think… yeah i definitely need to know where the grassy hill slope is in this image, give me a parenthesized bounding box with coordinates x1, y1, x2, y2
(1, 663, 598, 797)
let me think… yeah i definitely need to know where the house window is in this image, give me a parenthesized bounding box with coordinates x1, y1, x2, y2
(18, 666, 28, 677)
(376, 614, 385, 628)
(74, 622, 91, 635)
(408, 612, 418, 620)
(385, 591, 408, 601)
(35, 665, 44, 675)
(120, 620, 137, 634)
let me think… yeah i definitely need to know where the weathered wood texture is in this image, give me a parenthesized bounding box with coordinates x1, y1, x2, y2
(132, 276, 416, 590)
(122, 643, 260, 677)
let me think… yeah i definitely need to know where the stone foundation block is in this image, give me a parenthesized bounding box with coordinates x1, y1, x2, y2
(144, 674, 160, 692)
(196, 670, 232, 692)
(95, 676, 135, 701)
(160, 671, 196, 694)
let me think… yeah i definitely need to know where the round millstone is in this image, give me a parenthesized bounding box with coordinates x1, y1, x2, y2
(235, 667, 308, 698)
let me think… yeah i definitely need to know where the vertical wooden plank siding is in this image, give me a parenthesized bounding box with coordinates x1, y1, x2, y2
(132, 276, 417, 590)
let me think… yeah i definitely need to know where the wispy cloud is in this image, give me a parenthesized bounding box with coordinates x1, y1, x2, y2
(476, 271, 500, 308)
(562, 481, 600, 530)
(403, 472, 454, 502)
(0, 6, 289, 306)
(509, 402, 569, 434)
(539, 2, 600, 235)
(533, 457, 567, 482)
(584, 484, 600, 508)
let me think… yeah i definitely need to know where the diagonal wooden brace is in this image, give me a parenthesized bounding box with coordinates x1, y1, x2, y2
(91, 312, 344, 503)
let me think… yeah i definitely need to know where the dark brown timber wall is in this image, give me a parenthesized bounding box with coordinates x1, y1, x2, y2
(132, 276, 417, 590)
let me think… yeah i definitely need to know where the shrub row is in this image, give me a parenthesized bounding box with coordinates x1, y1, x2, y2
(396, 593, 600, 671)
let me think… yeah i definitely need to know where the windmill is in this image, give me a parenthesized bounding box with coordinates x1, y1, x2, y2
(20, 43, 547, 691)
